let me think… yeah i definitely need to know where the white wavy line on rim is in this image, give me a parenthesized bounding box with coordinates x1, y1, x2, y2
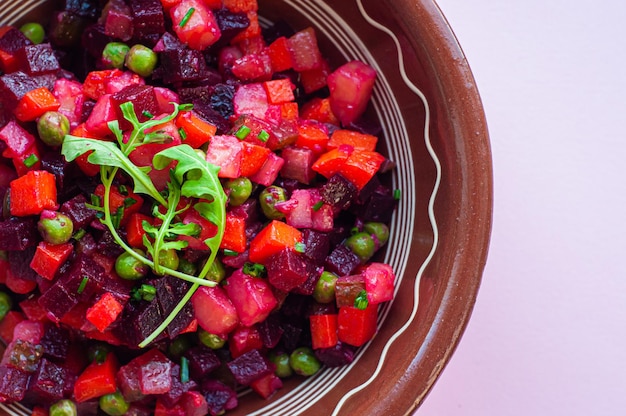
(250, 1, 428, 415)
(0, 402, 30, 416)
(331, 0, 442, 414)
(0, 0, 47, 26)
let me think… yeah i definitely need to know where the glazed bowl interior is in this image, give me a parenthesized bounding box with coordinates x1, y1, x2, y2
(0, 0, 491, 415)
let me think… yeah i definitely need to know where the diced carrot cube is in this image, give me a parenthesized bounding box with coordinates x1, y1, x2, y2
(125, 213, 152, 248)
(300, 97, 340, 126)
(267, 36, 292, 72)
(86, 293, 124, 332)
(296, 122, 329, 154)
(175, 110, 217, 149)
(311, 145, 353, 178)
(248, 220, 302, 264)
(14, 87, 60, 122)
(263, 79, 295, 105)
(339, 150, 386, 190)
(9, 170, 57, 216)
(30, 241, 74, 281)
(328, 129, 378, 152)
(220, 212, 247, 253)
(223, 0, 258, 13)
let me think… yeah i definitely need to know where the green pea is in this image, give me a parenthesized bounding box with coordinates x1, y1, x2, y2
(289, 347, 321, 376)
(168, 335, 191, 357)
(269, 351, 293, 378)
(224, 177, 253, 206)
(0, 292, 12, 321)
(204, 257, 225, 283)
(37, 111, 70, 147)
(313, 271, 338, 304)
(102, 42, 130, 69)
(20, 22, 45, 44)
(177, 258, 198, 276)
(49, 399, 77, 416)
(345, 232, 376, 262)
(38, 211, 74, 245)
(157, 248, 179, 273)
(198, 328, 226, 349)
(99, 391, 129, 416)
(125, 44, 158, 77)
(259, 186, 287, 220)
(363, 222, 390, 247)
(115, 249, 148, 280)
(87, 343, 110, 364)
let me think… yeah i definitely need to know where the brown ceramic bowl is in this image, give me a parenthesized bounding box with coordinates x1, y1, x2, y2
(0, 0, 491, 415)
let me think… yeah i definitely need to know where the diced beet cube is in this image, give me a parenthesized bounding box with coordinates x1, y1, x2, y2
(214, 8, 250, 47)
(139, 350, 173, 395)
(183, 346, 221, 380)
(129, 0, 165, 42)
(191, 99, 230, 134)
(96, 230, 126, 258)
(314, 341, 357, 367)
(180, 391, 209, 416)
(301, 229, 331, 265)
(154, 32, 184, 52)
(278, 321, 302, 351)
(81, 24, 114, 59)
(29, 358, 75, 403)
(292, 263, 323, 296)
(64, 0, 101, 20)
(8, 246, 38, 281)
(60, 194, 97, 230)
(0, 217, 39, 251)
(335, 274, 366, 308)
(159, 49, 216, 84)
(287, 27, 323, 72)
(356, 186, 397, 223)
(0, 27, 31, 72)
(201, 379, 238, 416)
(37, 284, 79, 322)
(205, 134, 243, 179)
(0, 364, 30, 402)
(117, 360, 145, 402)
(57, 254, 106, 302)
(40, 324, 70, 361)
(158, 364, 197, 408)
(114, 299, 164, 346)
(280, 146, 316, 184)
(155, 276, 194, 339)
(112, 84, 159, 128)
(226, 349, 273, 386)
(321, 173, 358, 210)
(266, 249, 309, 292)
(15, 43, 60, 75)
(104, 0, 134, 41)
(249, 152, 284, 186)
(250, 372, 282, 399)
(256, 315, 284, 349)
(224, 269, 278, 327)
(325, 244, 361, 277)
(0, 71, 55, 115)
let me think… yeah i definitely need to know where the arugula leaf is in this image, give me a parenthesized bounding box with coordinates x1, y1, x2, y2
(61, 136, 166, 206)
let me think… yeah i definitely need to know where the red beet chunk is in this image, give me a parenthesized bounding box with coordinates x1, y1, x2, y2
(60, 194, 97, 230)
(154, 275, 194, 339)
(201, 379, 238, 416)
(8, 247, 38, 281)
(40, 323, 70, 361)
(56, 254, 106, 301)
(138, 350, 173, 394)
(41, 151, 80, 201)
(226, 349, 273, 386)
(159, 49, 215, 84)
(81, 24, 114, 59)
(266, 249, 309, 292)
(114, 299, 165, 346)
(112, 84, 159, 128)
(325, 244, 361, 277)
(28, 358, 75, 403)
(301, 229, 331, 265)
(0, 364, 30, 402)
(37, 283, 79, 322)
(320, 173, 358, 210)
(314, 341, 357, 367)
(256, 315, 284, 349)
(0, 217, 39, 251)
(354, 186, 397, 223)
(154, 32, 184, 52)
(0, 71, 56, 115)
(292, 263, 323, 296)
(117, 359, 145, 402)
(15, 43, 60, 75)
(129, 0, 166, 43)
(63, 0, 101, 20)
(0, 28, 31, 72)
(213, 8, 250, 47)
(183, 346, 221, 379)
(103, 0, 134, 41)
(158, 364, 198, 408)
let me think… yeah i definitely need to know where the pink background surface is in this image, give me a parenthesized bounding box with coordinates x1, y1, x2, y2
(418, 1, 626, 415)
